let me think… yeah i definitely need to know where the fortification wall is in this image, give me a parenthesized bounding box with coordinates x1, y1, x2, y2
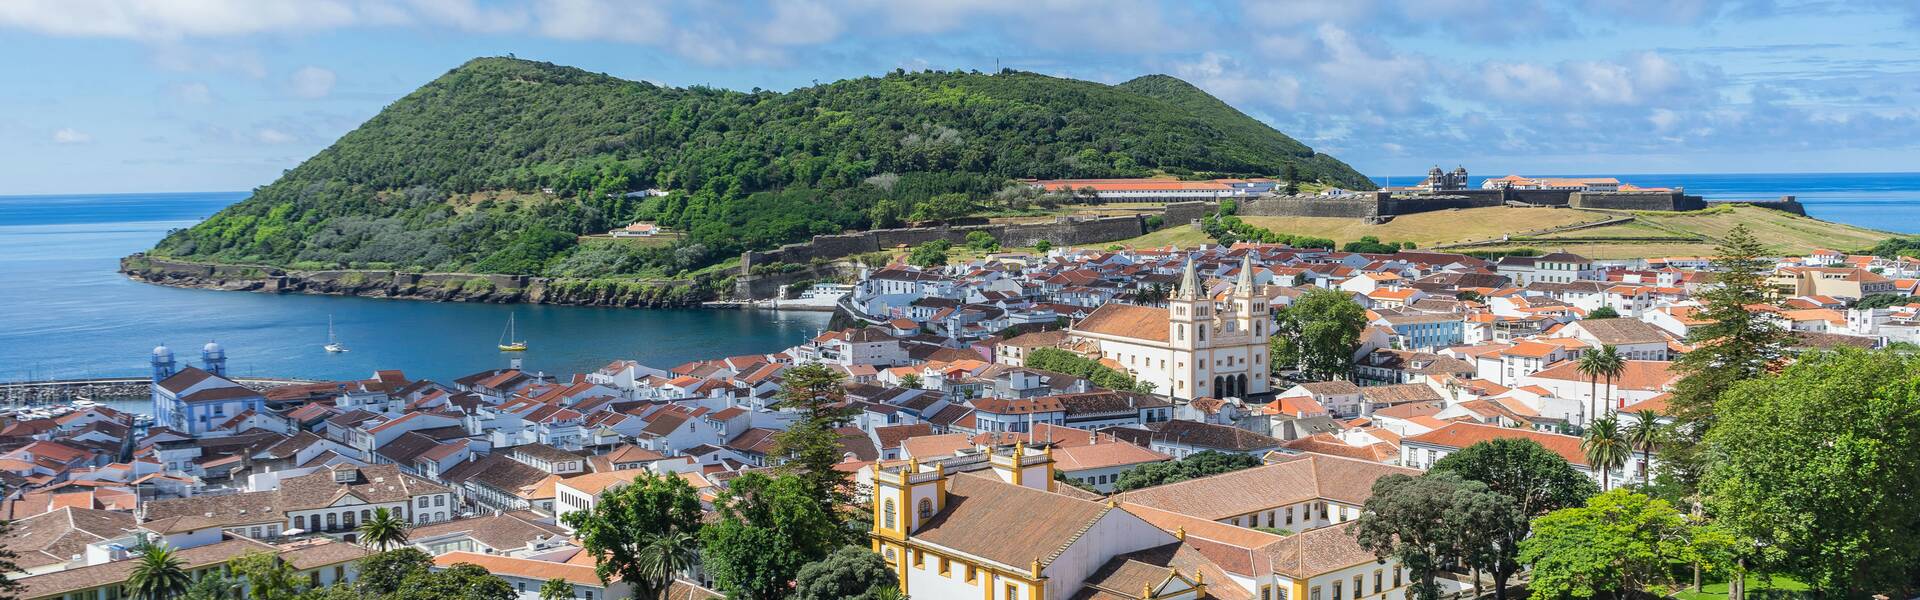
(1164, 201, 1220, 225)
(740, 215, 1151, 274)
(1239, 195, 1379, 219)
(1569, 191, 1706, 211)
(1378, 195, 1508, 214)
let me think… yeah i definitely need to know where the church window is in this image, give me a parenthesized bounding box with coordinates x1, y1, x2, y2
(1007, 584, 1020, 599)
(883, 500, 897, 530)
(918, 498, 933, 519)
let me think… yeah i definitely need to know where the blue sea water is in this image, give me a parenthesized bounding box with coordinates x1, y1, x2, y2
(3, 173, 1915, 382)
(1370, 172, 1920, 234)
(0, 192, 829, 383)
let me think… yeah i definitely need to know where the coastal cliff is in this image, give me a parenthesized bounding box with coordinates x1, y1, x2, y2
(120, 254, 712, 308)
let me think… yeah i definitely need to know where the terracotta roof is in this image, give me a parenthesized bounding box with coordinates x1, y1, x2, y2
(1114, 453, 1418, 520)
(14, 538, 277, 598)
(276, 538, 374, 570)
(1403, 422, 1589, 467)
(901, 433, 974, 459)
(1051, 443, 1171, 472)
(1527, 360, 1677, 391)
(912, 473, 1117, 570)
(407, 513, 569, 552)
(433, 551, 608, 586)
(6, 507, 137, 569)
(1073, 304, 1171, 343)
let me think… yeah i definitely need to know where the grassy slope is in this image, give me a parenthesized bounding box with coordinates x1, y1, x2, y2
(1102, 205, 1894, 258)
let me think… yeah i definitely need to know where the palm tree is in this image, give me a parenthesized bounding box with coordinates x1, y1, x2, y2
(1575, 349, 1605, 426)
(1582, 416, 1632, 490)
(357, 507, 409, 551)
(1623, 409, 1666, 486)
(126, 543, 192, 600)
(1591, 344, 1627, 418)
(635, 531, 700, 600)
(539, 577, 574, 600)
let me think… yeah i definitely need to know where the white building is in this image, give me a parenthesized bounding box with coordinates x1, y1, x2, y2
(1069, 256, 1274, 400)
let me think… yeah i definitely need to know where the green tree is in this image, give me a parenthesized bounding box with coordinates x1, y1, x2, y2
(963, 230, 1000, 252)
(702, 474, 847, 600)
(0, 518, 21, 600)
(773, 363, 858, 523)
(180, 574, 240, 600)
(230, 552, 303, 600)
(1023, 347, 1154, 393)
(353, 549, 433, 596)
(908, 193, 976, 223)
(1586, 306, 1620, 319)
(392, 563, 514, 600)
(1593, 345, 1626, 415)
(357, 507, 409, 551)
(1271, 288, 1368, 379)
(1703, 348, 1920, 596)
(907, 240, 950, 267)
(1667, 224, 1790, 485)
(539, 578, 574, 600)
(1111, 451, 1261, 492)
(1430, 439, 1598, 600)
(868, 199, 903, 229)
(1582, 416, 1631, 490)
(1621, 411, 1665, 487)
(1354, 472, 1504, 600)
(635, 532, 700, 600)
(1032, 240, 1052, 254)
(792, 546, 901, 600)
(125, 544, 192, 600)
(898, 372, 923, 389)
(1520, 489, 1734, 599)
(560, 472, 705, 600)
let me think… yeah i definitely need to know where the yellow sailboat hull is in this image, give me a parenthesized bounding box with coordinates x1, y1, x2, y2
(499, 343, 527, 352)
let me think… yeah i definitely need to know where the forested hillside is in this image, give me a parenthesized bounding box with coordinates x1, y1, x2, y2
(150, 57, 1371, 277)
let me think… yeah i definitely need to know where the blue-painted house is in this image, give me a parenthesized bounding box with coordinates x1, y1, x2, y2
(150, 342, 266, 435)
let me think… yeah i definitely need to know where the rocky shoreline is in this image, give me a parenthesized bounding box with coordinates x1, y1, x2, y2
(119, 254, 713, 308)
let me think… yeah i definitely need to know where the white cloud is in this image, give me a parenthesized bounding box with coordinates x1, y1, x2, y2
(289, 66, 337, 99)
(0, 0, 361, 39)
(255, 128, 298, 144)
(52, 128, 92, 144)
(759, 0, 843, 46)
(167, 81, 214, 104)
(533, 0, 668, 44)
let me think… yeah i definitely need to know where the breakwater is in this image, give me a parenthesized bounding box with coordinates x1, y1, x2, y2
(120, 255, 709, 308)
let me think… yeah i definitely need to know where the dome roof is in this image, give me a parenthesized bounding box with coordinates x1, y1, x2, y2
(152, 345, 172, 357)
(202, 341, 224, 353)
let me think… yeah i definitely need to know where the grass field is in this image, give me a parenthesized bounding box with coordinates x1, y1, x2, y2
(1668, 575, 1809, 600)
(1099, 204, 1895, 259)
(1240, 207, 1607, 247)
(1482, 204, 1895, 258)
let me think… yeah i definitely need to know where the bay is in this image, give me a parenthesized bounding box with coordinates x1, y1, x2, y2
(6, 172, 1916, 382)
(0, 192, 829, 383)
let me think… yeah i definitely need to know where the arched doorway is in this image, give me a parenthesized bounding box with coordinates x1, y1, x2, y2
(1213, 376, 1224, 397)
(1237, 374, 1249, 397)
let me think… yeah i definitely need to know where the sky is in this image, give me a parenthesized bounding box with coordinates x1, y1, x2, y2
(3, 0, 1919, 195)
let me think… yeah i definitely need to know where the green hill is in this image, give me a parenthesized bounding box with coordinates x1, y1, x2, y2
(149, 57, 1373, 277)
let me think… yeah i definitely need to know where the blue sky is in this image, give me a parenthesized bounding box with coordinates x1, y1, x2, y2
(3, 0, 1919, 195)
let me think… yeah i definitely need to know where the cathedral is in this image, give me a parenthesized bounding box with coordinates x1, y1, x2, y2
(1069, 255, 1274, 400)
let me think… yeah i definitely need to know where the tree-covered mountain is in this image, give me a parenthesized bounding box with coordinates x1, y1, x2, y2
(150, 57, 1372, 277)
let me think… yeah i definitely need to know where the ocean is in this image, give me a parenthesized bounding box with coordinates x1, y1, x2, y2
(1370, 172, 1920, 234)
(3, 173, 1916, 383)
(0, 192, 830, 383)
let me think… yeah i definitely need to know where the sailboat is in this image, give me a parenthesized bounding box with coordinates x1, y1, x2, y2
(498, 313, 528, 352)
(324, 315, 349, 353)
